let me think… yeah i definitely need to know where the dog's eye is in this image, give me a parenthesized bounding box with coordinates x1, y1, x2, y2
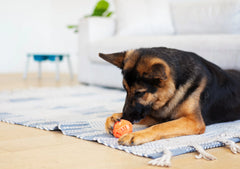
(135, 91, 146, 98)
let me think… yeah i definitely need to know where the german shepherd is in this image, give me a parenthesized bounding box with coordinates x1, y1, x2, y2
(99, 47, 240, 146)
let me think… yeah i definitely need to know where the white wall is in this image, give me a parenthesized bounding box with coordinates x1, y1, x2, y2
(0, 0, 98, 74)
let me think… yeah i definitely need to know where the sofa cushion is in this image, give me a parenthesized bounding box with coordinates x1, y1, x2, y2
(88, 34, 240, 69)
(171, 0, 240, 34)
(114, 0, 174, 36)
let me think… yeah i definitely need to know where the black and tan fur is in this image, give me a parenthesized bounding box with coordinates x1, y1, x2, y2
(99, 47, 240, 146)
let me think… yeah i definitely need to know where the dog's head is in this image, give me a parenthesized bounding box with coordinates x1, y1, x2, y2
(99, 49, 175, 123)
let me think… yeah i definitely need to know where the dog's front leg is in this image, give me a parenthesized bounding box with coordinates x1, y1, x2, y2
(105, 113, 123, 135)
(118, 115, 205, 146)
(137, 115, 159, 126)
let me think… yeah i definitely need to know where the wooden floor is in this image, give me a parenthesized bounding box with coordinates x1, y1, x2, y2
(1, 73, 240, 169)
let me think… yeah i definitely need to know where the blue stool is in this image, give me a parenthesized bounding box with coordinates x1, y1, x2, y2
(23, 53, 73, 81)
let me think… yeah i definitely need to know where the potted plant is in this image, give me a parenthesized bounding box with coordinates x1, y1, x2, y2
(67, 0, 113, 33)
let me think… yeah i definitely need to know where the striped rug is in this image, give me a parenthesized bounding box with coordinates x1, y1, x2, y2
(1, 86, 240, 166)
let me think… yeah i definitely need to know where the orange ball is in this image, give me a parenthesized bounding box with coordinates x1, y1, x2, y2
(113, 119, 133, 138)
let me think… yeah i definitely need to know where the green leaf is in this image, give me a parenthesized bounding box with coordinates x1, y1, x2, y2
(67, 25, 78, 33)
(105, 11, 113, 17)
(67, 25, 78, 29)
(91, 0, 109, 16)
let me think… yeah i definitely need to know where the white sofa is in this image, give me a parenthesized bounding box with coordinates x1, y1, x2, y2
(78, 0, 240, 88)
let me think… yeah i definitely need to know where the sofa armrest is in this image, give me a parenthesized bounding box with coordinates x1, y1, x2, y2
(78, 17, 116, 43)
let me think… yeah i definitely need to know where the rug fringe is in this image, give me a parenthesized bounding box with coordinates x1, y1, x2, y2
(218, 138, 240, 154)
(148, 148, 172, 167)
(192, 144, 217, 160)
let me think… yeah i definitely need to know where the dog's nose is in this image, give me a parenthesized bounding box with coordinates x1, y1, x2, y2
(122, 103, 145, 123)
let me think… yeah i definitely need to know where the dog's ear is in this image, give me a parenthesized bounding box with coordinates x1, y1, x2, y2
(144, 63, 167, 81)
(151, 64, 168, 80)
(99, 52, 126, 69)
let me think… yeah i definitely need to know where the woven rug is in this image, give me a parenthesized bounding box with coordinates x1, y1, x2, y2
(1, 86, 240, 167)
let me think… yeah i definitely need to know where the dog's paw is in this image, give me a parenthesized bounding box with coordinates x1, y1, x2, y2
(105, 113, 122, 135)
(118, 132, 149, 146)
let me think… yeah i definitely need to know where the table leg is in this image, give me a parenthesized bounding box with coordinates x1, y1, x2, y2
(56, 56, 60, 81)
(38, 62, 42, 79)
(66, 55, 73, 80)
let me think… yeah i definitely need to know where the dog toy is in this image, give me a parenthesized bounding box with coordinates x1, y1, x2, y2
(113, 119, 133, 138)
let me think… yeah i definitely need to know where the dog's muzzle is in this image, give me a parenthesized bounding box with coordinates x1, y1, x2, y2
(121, 102, 152, 123)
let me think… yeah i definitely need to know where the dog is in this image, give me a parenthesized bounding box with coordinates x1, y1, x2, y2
(99, 47, 240, 146)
